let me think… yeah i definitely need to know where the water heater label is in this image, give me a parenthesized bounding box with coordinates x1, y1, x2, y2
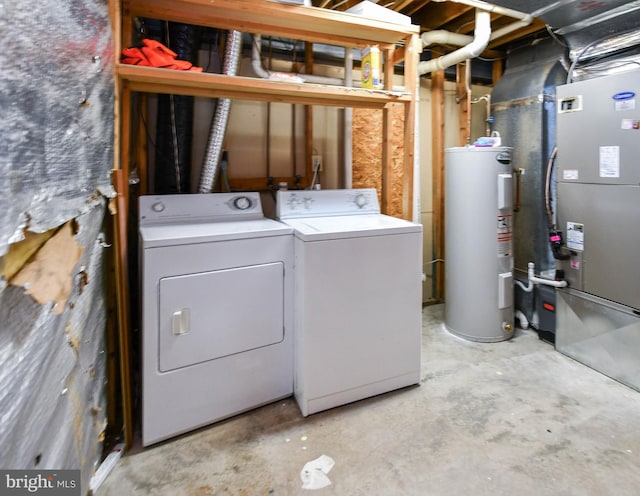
(599, 145, 620, 178)
(497, 214, 512, 257)
(566, 222, 584, 252)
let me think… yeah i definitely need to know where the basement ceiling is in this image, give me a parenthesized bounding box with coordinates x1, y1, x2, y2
(312, 0, 640, 61)
(311, 0, 549, 59)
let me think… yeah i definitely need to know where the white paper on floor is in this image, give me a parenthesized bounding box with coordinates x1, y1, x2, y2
(300, 454, 335, 490)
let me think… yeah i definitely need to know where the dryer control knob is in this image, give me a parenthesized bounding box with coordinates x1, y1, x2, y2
(151, 201, 165, 212)
(354, 193, 368, 208)
(233, 196, 253, 210)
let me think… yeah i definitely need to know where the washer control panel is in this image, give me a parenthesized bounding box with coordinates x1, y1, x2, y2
(140, 192, 263, 225)
(276, 188, 380, 219)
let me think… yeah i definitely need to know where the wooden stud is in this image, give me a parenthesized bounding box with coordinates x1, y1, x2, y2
(456, 62, 471, 146)
(492, 59, 504, 86)
(135, 95, 149, 194)
(111, 169, 133, 451)
(431, 70, 445, 302)
(381, 105, 391, 214)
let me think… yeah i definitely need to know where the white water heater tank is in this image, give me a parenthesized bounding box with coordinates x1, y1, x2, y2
(444, 146, 514, 342)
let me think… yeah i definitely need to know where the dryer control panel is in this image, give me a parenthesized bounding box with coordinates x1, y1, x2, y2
(276, 188, 380, 219)
(140, 193, 263, 225)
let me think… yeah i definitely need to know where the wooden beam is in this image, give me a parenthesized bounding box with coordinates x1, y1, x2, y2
(431, 70, 445, 302)
(135, 95, 149, 194)
(456, 62, 471, 146)
(492, 59, 504, 86)
(111, 169, 133, 451)
(381, 106, 392, 214)
(401, 33, 419, 220)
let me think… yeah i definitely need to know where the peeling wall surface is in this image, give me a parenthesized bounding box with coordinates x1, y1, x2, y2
(1, 0, 114, 493)
(1, 0, 114, 254)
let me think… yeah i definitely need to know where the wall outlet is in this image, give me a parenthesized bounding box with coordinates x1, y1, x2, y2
(312, 154, 323, 172)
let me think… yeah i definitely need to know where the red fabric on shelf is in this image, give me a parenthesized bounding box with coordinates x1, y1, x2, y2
(121, 39, 203, 72)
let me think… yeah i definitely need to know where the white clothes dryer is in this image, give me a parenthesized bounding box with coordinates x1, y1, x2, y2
(139, 193, 293, 446)
(276, 188, 422, 416)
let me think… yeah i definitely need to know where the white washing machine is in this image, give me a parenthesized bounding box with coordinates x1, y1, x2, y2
(276, 188, 423, 416)
(139, 193, 293, 446)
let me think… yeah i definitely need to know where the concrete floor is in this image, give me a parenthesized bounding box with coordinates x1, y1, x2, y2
(98, 305, 640, 495)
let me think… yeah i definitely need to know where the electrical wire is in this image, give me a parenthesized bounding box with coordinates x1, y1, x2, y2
(544, 146, 557, 226)
(545, 24, 569, 48)
(424, 259, 445, 266)
(163, 21, 183, 193)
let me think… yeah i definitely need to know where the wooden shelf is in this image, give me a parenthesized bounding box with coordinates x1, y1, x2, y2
(117, 64, 412, 109)
(123, 0, 419, 49)
(116, 0, 421, 214)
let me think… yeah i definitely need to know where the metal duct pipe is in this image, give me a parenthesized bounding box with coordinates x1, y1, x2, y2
(198, 30, 242, 193)
(418, 9, 491, 75)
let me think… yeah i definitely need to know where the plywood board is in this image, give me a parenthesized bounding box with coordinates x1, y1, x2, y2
(352, 104, 405, 218)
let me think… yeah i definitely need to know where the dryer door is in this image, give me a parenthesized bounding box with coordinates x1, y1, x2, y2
(158, 262, 284, 372)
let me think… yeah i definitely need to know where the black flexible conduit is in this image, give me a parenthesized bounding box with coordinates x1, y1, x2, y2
(154, 22, 202, 194)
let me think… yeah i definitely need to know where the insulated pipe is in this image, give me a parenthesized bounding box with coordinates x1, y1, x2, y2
(418, 9, 491, 74)
(198, 30, 242, 193)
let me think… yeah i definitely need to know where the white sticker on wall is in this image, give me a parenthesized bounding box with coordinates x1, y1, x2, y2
(599, 146, 620, 178)
(563, 169, 579, 180)
(615, 99, 635, 111)
(566, 222, 584, 252)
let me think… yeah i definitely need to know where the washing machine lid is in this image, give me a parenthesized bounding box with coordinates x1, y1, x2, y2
(140, 218, 292, 248)
(281, 213, 421, 241)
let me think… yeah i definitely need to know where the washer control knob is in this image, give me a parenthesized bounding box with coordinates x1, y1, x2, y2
(233, 196, 253, 210)
(303, 197, 313, 209)
(354, 193, 368, 208)
(151, 201, 165, 213)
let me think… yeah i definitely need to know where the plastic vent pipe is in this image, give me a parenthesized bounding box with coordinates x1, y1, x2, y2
(418, 9, 491, 75)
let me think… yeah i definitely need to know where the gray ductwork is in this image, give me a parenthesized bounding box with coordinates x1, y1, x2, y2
(198, 30, 242, 193)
